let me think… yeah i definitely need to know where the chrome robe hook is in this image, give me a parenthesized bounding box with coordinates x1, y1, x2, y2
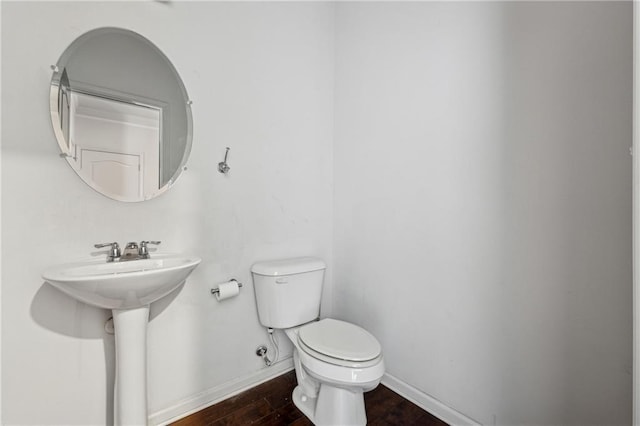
(218, 147, 231, 174)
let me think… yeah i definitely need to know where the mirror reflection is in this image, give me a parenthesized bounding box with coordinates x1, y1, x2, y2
(50, 27, 193, 202)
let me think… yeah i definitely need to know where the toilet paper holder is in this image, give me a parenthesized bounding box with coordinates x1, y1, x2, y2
(211, 278, 243, 296)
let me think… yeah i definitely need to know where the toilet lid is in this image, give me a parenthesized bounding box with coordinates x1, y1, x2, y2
(298, 318, 381, 362)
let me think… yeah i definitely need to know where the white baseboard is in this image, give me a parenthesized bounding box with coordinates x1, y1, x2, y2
(381, 373, 480, 426)
(149, 357, 294, 426)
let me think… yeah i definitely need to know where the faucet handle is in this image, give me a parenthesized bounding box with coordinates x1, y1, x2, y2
(94, 242, 120, 250)
(139, 241, 161, 259)
(140, 241, 161, 247)
(94, 242, 121, 262)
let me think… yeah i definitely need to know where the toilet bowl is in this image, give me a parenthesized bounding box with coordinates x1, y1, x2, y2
(285, 319, 385, 426)
(251, 257, 385, 425)
(288, 319, 384, 387)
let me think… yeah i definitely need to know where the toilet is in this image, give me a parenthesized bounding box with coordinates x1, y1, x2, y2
(251, 257, 385, 426)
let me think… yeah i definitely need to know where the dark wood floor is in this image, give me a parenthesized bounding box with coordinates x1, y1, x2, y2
(171, 370, 448, 425)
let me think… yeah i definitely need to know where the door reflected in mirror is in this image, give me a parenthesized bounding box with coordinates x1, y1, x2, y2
(50, 27, 192, 202)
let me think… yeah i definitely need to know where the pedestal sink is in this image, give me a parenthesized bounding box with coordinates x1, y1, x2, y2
(42, 254, 201, 425)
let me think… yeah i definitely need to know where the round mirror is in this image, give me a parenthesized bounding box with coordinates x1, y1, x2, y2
(49, 27, 193, 202)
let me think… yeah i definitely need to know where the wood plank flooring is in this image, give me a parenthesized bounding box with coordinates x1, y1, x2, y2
(171, 370, 448, 425)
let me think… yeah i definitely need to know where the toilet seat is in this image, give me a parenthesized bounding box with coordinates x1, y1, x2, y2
(285, 319, 385, 392)
(298, 318, 382, 368)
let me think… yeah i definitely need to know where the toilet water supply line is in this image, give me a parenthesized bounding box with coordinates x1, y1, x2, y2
(258, 328, 280, 366)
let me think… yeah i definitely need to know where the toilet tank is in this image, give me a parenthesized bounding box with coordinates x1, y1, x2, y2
(251, 257, 326, 329)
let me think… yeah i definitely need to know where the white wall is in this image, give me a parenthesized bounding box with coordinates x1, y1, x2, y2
(333, 2, 632, 425)
(1, 2, 334, 425)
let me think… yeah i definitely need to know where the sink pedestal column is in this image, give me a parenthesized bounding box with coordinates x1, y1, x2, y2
(112, 306, 150, 426)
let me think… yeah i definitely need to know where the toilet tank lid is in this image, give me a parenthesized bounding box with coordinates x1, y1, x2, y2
(251, 257, 326, 276)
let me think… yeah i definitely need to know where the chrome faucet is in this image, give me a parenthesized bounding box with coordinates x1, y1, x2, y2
(94, 241, 161, 262)
(121, 242, 141, 261)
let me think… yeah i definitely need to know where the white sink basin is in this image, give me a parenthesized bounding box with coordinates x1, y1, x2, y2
(42, 254, 201, 309)
(43, 253, 201, 425)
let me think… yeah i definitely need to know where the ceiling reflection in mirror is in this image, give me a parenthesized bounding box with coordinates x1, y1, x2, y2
(50, 27, 193, 202)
